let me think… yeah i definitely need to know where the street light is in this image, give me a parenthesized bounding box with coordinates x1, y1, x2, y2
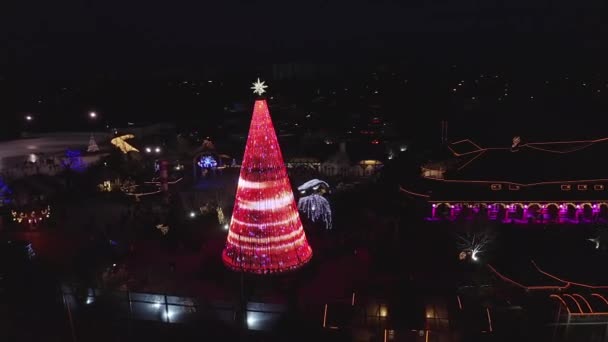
(155, 147, 161, 154)
(25, 115, 33, 121)
(89, 111, 97, 119)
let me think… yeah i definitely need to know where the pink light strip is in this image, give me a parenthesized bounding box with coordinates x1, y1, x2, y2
(448, 137, 608, 157)
(399, 187, 430, 198)
(563, 294, 584, 314)
(487, 264, 569, 290)
(532, 260, 608, 289)
(424, 176, 608, 187)
(456, 150, 487, 171)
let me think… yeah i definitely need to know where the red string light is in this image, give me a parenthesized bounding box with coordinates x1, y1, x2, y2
(222, 99, 312, 274)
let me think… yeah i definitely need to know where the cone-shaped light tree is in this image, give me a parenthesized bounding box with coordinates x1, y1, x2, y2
(222, 79, 313, 273)
(87, 135, 100, 153)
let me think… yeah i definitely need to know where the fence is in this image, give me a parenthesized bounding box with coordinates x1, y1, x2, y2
(60, 284, 287, 332)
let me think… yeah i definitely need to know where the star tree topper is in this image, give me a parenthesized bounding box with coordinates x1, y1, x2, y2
(251, 78, 268, 96)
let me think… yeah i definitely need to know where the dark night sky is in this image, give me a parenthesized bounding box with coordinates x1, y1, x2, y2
(2, 0, 607, 78)
(2, 1, 608, 142)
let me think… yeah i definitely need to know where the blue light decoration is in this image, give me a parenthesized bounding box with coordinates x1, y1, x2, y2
(63, 149, 86, 172)
(0, 177, 12, 205)
(197, 155, 218, 169)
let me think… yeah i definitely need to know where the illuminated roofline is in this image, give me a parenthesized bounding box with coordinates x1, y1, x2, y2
(572, 294, 594, 313)
(551, 294, 608, 316)
(563, 294, 584, 314)
(447, 137, 608, 175)
(423, 176, 608, 187)
(550, 295, 572, 314)
(487, 264, 569, 290)
(429, 200, 608, 203)
(399, 187, 430, 198)
(448, 137, 608, 157)
(592, 293, 608, 305)
(532, 260, 608, 289)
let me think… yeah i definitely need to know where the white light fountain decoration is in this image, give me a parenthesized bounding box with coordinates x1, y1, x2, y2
(297, 179, 332, 229)
(457, 231, 494, 262)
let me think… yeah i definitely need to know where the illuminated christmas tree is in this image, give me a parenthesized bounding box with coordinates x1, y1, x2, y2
(87, 134, 100, 153)
(222, 79, 313, 274)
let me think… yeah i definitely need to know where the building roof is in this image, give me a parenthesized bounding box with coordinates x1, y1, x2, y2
(446, 137, 608, 184)
(422, 178, 608, 202)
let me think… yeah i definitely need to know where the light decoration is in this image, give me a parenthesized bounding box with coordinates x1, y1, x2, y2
(298, 179, 330, 195)
(512, 136, 521, 149)
(588, 237, 600, 250)
(201, 138, 215, 150)
(120, 180, 162, 198)
(250, 78, 268, 96)
(490, 260, 608, 292)
(457, 231, 493, 262)
(427, 200, 608, 224)
(99, 180, 113, 192)
(222, 95, 312, 274)
(198, 155, 218, 169)
(111, 134, 140, 154)
(588, 226, 608, 250)
(450, 137, 608, 159)
(0, 177, 11, 205)
(87, 135, 100, 153)
(63, 149, 86, 171)
(156, 224, 169, 235)
(298, 194, 332, 229)
(217, 206, 226, 225)
(12, 206, 51, 224)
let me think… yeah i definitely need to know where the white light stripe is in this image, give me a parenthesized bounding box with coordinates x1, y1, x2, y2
(237, 192, 294, 211)
(231, 214, 299, 228)
(237, 177, 284, 189)
(228, 226, 303, 243)
(227, 234, 308, 251)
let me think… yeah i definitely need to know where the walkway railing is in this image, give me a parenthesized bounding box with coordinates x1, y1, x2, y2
(60, 284, 286, 331)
